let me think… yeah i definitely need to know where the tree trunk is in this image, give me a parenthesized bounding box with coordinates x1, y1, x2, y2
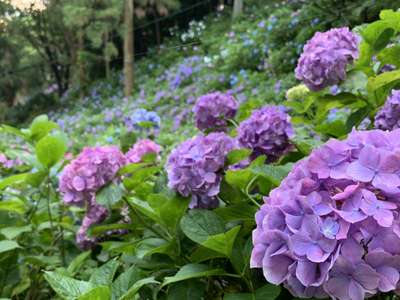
(104, 30, 110, 79)
(78, 30, 86, 97)
(232, 0, 243, 19)
(123, 0, 134, 97)
(154, 13, 161, 50)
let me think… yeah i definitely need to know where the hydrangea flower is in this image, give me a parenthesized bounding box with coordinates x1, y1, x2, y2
(166, 132, 234, 209)
(125, 139, 161, 163)
(125, 108, 161, 132)
(237, 105, 294, 162)
(251, 129, 400, 300)
(374, 90, 400, 131)
(295, 27, 360, 91)
(59, 146, 127, 248)
(193, 92, 238, 132)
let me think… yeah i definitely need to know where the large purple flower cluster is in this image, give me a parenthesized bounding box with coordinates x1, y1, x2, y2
(251, 129, 400, 300)
(237, 105, 293, 162)
(59, 146, 127, 248)
(374, 90, 400, 131)
(295, 27, 360, 91)
(166, 132, 234, 209)
(193, 92, 238, 132)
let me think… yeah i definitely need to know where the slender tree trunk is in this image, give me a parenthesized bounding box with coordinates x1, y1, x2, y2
(232, 0, 243, 19)
(104, 30, 110, 79)
(123, 0, 134, 97)
(78, 30, 86, 97)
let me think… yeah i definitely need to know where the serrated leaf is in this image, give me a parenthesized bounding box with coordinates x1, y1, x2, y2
(0, 240, 21, 253)
(119, 277, 158, 300)
(0, 199, 26, 214)
(78, 286, 110, 300)
(250, 163, 292, 186)
(111, 266, 144, 300)
(67, 251, 91, 275)
(96, 183, 123, 210)
(30, 115, 59, 141)
(35, 135, 67, 168)
(0, 173, 29, 190)
(227, 149, 251, 166)
(202, 225, 241, 257)
(44, 271, 94, 299)
(162, 264, 227, 287)
(89, 259, 119, 285)
(0, 225, 31, 239)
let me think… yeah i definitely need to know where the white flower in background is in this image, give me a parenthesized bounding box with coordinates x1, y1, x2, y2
(8, 0, 47, 11)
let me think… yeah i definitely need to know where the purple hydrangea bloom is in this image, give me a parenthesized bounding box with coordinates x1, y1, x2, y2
(59, 146, 127, 248)
(295, 27, 360, 91)
(237, 105, 294, 162)
(193, 92, 238, 132)
(125, 139, 161, 163)
(166, 132, 235, 209)
(374, 90, 400, 131)
(251, 129, 400, 300)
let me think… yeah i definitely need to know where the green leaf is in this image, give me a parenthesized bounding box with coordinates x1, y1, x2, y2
(44, 271, 94, 299)
(361, 20, 396, 51)
(78, 286, 110, 300)
(158, 194, 190, 233)
(120, 131, 137, 153)
(0, 173, 29, 190)
(377, 45, 400, 68)
(30, 115, 59, 141)
(227, 149, 251, 165)
(251, 163, 292, 186)
(162, 264, 228, 287)
(0, 199, 26, 214)
(340, 70, 368, 95)
(0, 240, 21, 253)
(90, 259, 119, 285)
(67, 251, 91, 275)
(180, 210, 225, 244)
(0, 225, 31, 240)
(202, 225, 241, 257)
(119, 277, 158, 300)
(96, 183, 123, 210)
(111, 266, 144, 300)
(35, 135, 67, 168)
(367, 70, 400, 93)
(167, 281, 205, 300)
(225, 168, 254, 190)
(224, 284, 281, 300)
(0, 124, 29, 140)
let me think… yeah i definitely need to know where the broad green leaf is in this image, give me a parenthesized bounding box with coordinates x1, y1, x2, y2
(377, 45, 400, 68)
(30, 115, 59, 141)
(111, 266, 144, 300)
(167, 281, 205, 300)
(96, 183, 123, 210)
(0, 173, 29, 190)
(0, 225, 31, 240)
(361, 20, 396, 51)
(367, 70, 400, 93)
(224, 284, 281, 300)
(89, 259, 119, 285)
(0, 199, 26, 214)
(215, 202, 256, 223)
(0, 124, 29, 140)
(340, 70, 368, 95)
(190, 246, 225, 263)
(162, 264, 227, 287)
(44, 271, 94, 299)
(120, 131, 137, 153)
(251, 163, 292, 186)
(225, 168, 254, 190)
(0, 240, 20, 253)
(227, 149, 251, 166)
(119, 277, 158, 300)
(180, 210, 225, 244)
(67, 251, 91, 275)
(78, 286, 110, 300)
(35, 135, 67, 168)
(202, 225, 241, 257)
(157, 194, 190, 232)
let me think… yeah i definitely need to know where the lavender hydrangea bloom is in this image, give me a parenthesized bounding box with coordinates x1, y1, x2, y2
(125, 139, 161, 163)
(374, 90, 400, 131)
(251, 129, 400, 300)
(166, 132, 234, 209)
(193, 92, 238, 132)
(237, 105, 294, 162)
(59, 146, 127, 248)
(295, 27, 360, 91)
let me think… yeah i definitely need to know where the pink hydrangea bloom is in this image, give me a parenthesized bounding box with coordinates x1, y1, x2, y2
(125, 139, 161, 163)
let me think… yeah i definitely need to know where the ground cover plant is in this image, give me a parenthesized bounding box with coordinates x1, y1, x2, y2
(3, 1, 400, 300)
